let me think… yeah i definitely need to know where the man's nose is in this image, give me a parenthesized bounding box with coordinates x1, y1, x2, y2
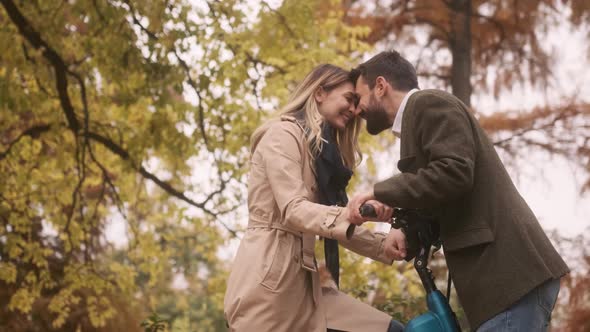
(350, 104, 361, 116)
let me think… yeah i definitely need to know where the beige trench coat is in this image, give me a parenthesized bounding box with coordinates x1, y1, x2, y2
(224, 116, 393, 332)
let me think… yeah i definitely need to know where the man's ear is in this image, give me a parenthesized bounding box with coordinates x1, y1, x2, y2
(374, 76, 389, 97)
(314, 86, 326, 103)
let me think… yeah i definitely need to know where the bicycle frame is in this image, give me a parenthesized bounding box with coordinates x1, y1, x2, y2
(360, 205, 461, 332)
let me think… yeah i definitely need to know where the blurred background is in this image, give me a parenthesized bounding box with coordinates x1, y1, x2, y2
(1, 0, 589, 331)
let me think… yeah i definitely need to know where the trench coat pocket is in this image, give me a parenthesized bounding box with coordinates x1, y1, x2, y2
(397, 155, 418, 173)
(260, 236, 290, 291)
(442, 227, 494, 252)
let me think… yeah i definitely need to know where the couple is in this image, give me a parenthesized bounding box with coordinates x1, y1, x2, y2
(224, 51, 569, 332)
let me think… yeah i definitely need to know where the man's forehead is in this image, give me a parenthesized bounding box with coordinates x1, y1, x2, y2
(354, 76, 370, 94)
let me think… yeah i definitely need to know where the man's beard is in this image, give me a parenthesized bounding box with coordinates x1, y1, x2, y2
(365, 93, 391, 135)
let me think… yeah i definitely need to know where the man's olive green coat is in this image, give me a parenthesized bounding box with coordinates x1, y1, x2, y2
(374, 89, 569, 329)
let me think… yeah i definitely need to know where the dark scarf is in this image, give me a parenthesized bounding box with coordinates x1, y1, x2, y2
(315, 123, 353, 287)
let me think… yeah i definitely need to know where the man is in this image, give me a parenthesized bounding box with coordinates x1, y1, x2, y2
(347, 50, 569, 331)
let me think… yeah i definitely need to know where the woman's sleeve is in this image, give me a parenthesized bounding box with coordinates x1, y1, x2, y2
(338, 227, 393, 265)
(258, 122, 355, 241)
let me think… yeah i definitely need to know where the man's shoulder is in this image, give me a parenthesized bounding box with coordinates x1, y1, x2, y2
(409, 89, 469, 114)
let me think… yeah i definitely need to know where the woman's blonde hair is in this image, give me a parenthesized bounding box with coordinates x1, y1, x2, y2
(258, 64, 362, 169)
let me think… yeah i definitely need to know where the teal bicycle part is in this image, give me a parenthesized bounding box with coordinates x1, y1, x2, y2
(360, 205, 461, 332)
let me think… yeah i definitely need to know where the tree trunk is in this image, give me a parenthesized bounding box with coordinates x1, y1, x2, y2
(449, 0, 472, 107)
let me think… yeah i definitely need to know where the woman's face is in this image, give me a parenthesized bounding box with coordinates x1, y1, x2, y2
(315, 82, 359, 130)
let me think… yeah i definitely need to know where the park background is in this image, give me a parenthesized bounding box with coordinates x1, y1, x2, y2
(1, 0, 589, 331)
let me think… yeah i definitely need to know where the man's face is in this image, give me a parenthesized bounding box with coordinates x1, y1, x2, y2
(354, 77, 391, 135)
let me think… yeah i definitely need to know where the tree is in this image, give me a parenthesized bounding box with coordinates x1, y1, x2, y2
(0, 0, 231, 329)
(344, 0, 590, 189)
(0, 0, 372, 330)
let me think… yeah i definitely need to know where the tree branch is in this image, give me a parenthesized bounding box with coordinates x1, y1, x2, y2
(3, 0, 239, 236)
(86, 131, 238, 237)
(417, 70, 451, 81)
(260, 1, 298, 40)
(0, 124, 51, 160)
(491, 108, 574, 147)
(1, 0, 80, 132)
(123, 0, 213, 149)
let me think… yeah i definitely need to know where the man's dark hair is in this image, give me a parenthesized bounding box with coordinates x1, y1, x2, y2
(350, 50, 419, 91)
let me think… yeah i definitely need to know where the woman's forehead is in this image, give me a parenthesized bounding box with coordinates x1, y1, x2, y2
(337, 81, 355, 92)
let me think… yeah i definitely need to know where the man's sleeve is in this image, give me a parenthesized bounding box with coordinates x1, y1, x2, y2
(374, 100, 476, 209)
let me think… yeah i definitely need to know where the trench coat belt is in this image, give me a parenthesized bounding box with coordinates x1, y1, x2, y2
(247, 216, 317, 273)
(301, 234, 317, 272)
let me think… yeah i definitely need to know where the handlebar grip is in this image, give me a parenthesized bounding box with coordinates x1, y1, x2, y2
(359, 204, 377, 217)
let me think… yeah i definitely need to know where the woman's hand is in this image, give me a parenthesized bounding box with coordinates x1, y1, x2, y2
(383, 228, 407, 261)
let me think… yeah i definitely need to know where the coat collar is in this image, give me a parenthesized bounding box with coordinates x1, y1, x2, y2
(392, 88, 420, 137)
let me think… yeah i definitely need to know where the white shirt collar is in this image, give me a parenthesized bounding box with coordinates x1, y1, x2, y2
(392, 88, 419, 137)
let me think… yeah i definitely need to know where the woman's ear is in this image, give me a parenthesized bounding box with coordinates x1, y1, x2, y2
(314, 86, 326, 103)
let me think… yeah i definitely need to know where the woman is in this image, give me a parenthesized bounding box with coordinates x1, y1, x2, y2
(224, 64, 403, 332)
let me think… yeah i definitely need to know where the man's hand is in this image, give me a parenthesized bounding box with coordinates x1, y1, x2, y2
(384, 228, 407, 261)
(347, 191, 393, 225)
(365, 200, 394, 222)
(347, 190, 375, 225)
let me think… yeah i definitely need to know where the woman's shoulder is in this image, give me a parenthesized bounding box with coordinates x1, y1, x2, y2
(250, 116, 305, 152)
(278, 115, 306, 134)
(260, 116, 305, 138)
